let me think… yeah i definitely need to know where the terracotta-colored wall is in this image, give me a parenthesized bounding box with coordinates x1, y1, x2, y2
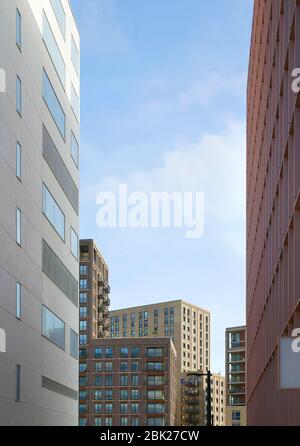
(247, 0, 300, 425)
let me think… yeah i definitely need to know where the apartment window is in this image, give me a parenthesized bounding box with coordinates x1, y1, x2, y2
(70, 227, 78, 259)
(132, 417, 139, 426)
(94, 418, 101, 426)
(105, 417, 112, 426)
(120, 389, 128, 400)
(79, 279, 88, 289)
(71, 84, 79, 121)
(16, 208, 21, 245)
(80, 321, 87, 331)
(16, 142, 21, 180)
(43, 69, 65, 139)
(79, 348, 87, 359)
(94, 390, 102, 400)
(94, 348, 102, 358)
(147, 376, 164, 386)
(42, 306, 65, 349)
(131, 361, 139, 372)
(120, 375, 128, 386)
(131, 389, 139, 400)
(120, 403, 128, 414)
(71, 35, 79, 75)
(147, 390, 164, 400)
(105, 404, 113, 414)
(79, 418, 87, 426)
(131, 375, 139, 386)
(94, 375, 102, 386)
(147, 417, 165, 426)
(16, 9, 21, 49)
(71, 132, 79, 167)
(105, 390, 113, 400)
(79, 390, 87, 400)
(42, 184, 65, 240)
(120, 361, 128, 372)
(147, 403, 164, 414)
(80, 265, 87, 275)
(70, 329, 78, 359)
(16, 365, 21, 402)
(94, 362, 102, 373)
(154, 309, 159, 318)
(232, 411, 241, 421)
(16, 76, 22, 115)
(105, 362, 113, 372)
(43, 12, 65, 87)
(94, 404, 102, 414)
(120, 347, 129, 358)
(80, 306, 87, 317)
(79, 293, 87, 304)
(105, 348, 113, 358)
(79, 377, 87, 387)
(50, 0, 65, 38)
(79, 334, 87, 346)
(16, 282, 22, 319)
(79, 363, 87, 373)
(147, 348, 163, 358)
(79, 404, 87, 414)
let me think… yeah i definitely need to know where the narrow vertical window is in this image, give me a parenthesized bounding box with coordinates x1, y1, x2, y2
(71, 132, 79, 167)
(16, 9, 21, 50)
(70, 227, 78, 259)
(16, 282, 22, 319)
(16, 142, 21, 180)
(16, 365, 21, 402)
(16, 208, 21, 246)
(16, 76, 22, 115)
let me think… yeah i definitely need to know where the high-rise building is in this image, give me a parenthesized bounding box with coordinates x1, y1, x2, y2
(0, 0, 80, 425)
(247, 0, 300, 425)
(110, 300, 210, 374)
(79, 240, 110, 341)
(79, 337, 178, 427)
(178, 372, 225, 427)
(225, 326, 246, 426)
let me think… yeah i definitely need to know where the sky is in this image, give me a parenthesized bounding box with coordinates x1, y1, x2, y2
(71, 0, 254, 373)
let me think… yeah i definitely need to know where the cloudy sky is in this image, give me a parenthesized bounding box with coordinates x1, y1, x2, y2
(71, 0, 254, 373)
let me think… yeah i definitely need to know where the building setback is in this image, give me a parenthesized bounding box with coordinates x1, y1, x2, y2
(110, 300, 210, 374)
(225, 326, 246, 426)
(247, 0, 300, 425)
(0, 0, 80, 425)
(79, 337, 178, 427)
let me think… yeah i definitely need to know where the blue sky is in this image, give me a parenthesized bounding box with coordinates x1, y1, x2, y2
(71, 0, 254, 373)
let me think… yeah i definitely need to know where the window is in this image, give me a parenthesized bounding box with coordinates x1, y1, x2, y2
(79, 404, 86, 414)
(232, 411, 241, 421)
(80, 279, 88, 289)
(94, 347, 102, 359)
(80, 306, 87, 317)
(79, 334, 87, 345)
(131, 375, 139, 386)
(79, 377, 87, 387)
(147, 362, 163, 372)
(79, 363, 87, 373)
(147, 403, 165, 414)
(50, 0, 65, 38)
(71, 132, 79, 167)
(120, 361, 128, 372)
(105, 348, 113, 358)
(131, 389, 139, 400)
(120, 403, 128, 414)
(94, 390, 102, 400)
(120, 389, 128, 400)
(16, 282, 21, 319)
(80, 321, 87, 331)
(43, 70, 65, 139)
(94, 376, 102, 386)
(94, 362, 102, 372)
(71, 84, 79, 121)
(131, 403, 139, 414)
(121, 417, 128, 426)
(79, 293, 87, 304)
(147, 348, 163, 358)
(16, 9, 21, 49)
(147, 376, 164, 386)
(105, 417, 112, 426)
(131, 362, 139, 372)
(147, 418, 165, 426)
(105, 362, 113, 372)
(80, 265, 87, 275)
(120, 375, 128, 386)
(16, 142, 21, 180)
(94, 404, 102, 414)
(79, 390, 87, 400)
(94, 418, 101, 426)
(147, 390, 164, 400)
(79, 348, 87, 359)
(16, 365, 21, 402)
(131, 347, 139, 358)
(42, 184, 65, 240)
(16, 208, 21, 245)
(70, 329, 78, 359)
(43, 12, 65, 87)
(79, 418, 87, 426)
(16, 76, 22, 115)
(132, 417, 139, 426)
(105, 404, 113, 414)
(71, 35, 79, 75)
(42, 306, 65, 349)
(105, 375, 113, 386)
(70, 227, 78, 259)
(105, 390, 113, 400)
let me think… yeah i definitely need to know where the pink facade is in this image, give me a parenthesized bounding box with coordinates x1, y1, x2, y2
(247, 0, 300, 425)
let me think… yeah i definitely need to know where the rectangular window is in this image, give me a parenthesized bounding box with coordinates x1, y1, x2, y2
(16, 208, 21, 245)
(71, 132, 79, 167)
(71, 35, 79, 75)
(16, 142, 21, 180)
(16, 9, 21, 49)
(80, 320, 87, 331)
(79, 293, 87, 303)
(79, 279, 88, 289)
(43, 12, 65, 87)
(50, 0, 66, 38)
(71, 84, 79, 121)
(79, 306, 87, 317)
(42, 184, 65, 240)
(43, 69, 65, 139)
(16, 282, 22, 319)
(70, 227, 78, 259)
(42, 306, 65, 349)
(16, 76, 22, 115)
(94, 347, 102, 359)
(16, 365, 21, 402)
(80, 334, 87, 345)
(70, 329, 78, 359)
(94, 390, 102, 400)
